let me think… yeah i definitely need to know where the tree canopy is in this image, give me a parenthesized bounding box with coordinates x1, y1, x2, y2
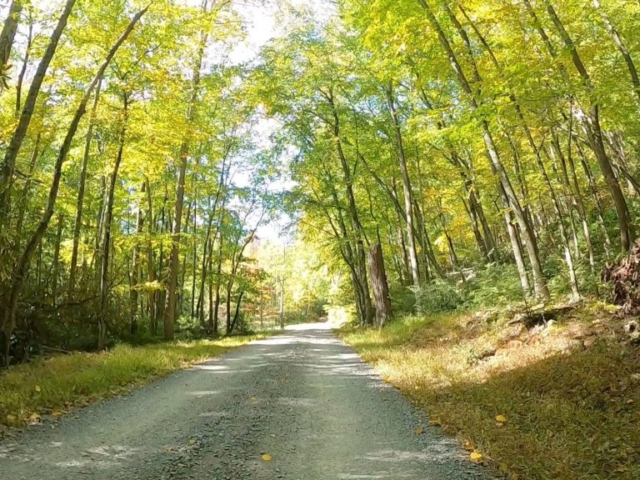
(1, 0, 639, 363)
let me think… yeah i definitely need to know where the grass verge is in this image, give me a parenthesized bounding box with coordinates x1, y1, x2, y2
(339, 304, 640, 480)
(0, 333, 271, 429)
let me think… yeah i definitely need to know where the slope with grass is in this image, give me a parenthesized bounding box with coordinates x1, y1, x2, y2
(0, 334, 271, 430)
(339, 304, 640, 480)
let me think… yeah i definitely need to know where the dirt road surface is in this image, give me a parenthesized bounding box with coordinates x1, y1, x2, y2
(0, 324, 488, 479)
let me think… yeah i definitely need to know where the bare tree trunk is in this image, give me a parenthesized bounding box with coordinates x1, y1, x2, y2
(164, 34, 207, 340)
(14, 133, 40, 238)
(0, 0, 23, 89)
(99, 94, 129, 349)
(69, 79, 102, 294)
(368, 243, 392, 328)
(130, 181, 146, 335)
(51, 214, 64, 306)
(145, 179, 156, 331)
(14, 10, 32, 117)
(386, 83, 420, 288)
(230, 290, 245, 334)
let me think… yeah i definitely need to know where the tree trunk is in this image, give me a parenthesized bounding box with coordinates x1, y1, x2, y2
(368, 243, 392, 328)
(0, 0, 23, 88)
(51, 214, 64, 306)
(386, 83, 420, 288)
(69, 79, 102, 295)
(130, 181, 146, 335)
(164, 34, 207, 340)
(99, 94, 129, 349)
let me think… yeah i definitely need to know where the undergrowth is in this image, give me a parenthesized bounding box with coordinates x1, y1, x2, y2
(339, 304, 640, 480)
(0, 334, 271, 428)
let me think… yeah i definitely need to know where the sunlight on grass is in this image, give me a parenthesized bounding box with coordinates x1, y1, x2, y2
(0, 334, 271, 427)
(339, 307, 640, 480)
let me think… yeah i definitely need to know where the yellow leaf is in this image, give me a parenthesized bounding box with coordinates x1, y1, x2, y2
(495, 414, 507, 423)
(413, 427, 424, 435)
(188, 439, 196, 445)
(261, 453, 272, 461)
(35, 385, 41, 392)
(470, 451, 483, 461)
(29, 412, 40, 422)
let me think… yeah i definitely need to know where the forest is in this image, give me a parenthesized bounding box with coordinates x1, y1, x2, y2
(2, 0, 640, 478)
(1, 0, 640, 358)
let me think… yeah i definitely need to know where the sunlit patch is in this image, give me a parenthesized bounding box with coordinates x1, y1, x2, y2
(277, 397, 320, 407)
(199, 411, 230, 418)
(86, 445, 139, 459)
(189, 390, 221, 396)
(190, 364, 229, 371)
(360, 443, 464, 464)
(56, 460, 89, 468)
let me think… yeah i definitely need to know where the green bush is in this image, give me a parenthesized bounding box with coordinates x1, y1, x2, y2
(463, 263, 525, 308)
(415, 279, 464, 314)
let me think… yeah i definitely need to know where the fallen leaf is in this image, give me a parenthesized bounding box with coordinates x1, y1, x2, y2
(470, 451, 483, 461)
(188, 439, 196, 445)
(35, 385, 41, 392)
(29, 412, 40, 423)
(261, 453, 272, 461)
(495, 414, 507, 423)
(413, 427, 424, 435)
(463, 440, 474, 451)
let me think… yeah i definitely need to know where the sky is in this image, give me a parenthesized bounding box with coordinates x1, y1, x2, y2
(225, 0, 334, 243)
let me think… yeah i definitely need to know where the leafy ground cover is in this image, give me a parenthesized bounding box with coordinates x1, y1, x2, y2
(339, 303, 640, 480)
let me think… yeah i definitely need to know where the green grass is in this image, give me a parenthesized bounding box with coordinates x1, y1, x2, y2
(339, 306, 640, 480)
(0, 334, 271, 428)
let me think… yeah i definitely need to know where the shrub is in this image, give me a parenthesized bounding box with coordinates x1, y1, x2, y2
(414, 279, 464, 314)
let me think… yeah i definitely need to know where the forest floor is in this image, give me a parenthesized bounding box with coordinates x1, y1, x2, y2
(0, 324, 488, 480)
(0, 334, 272, 430)
(339, 302, 640, 480)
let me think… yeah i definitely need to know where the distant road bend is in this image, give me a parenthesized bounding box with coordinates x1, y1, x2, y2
(0, 323, 488, 479)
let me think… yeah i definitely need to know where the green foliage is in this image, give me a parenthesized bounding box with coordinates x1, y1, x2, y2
(415, 280, 464, 314)
(463, 264, 527, 309)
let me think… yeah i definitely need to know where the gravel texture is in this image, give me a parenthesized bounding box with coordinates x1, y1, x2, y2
(0, 323, 489, 479)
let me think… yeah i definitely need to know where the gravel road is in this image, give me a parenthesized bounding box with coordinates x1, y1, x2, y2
(0, 323, 489, 480)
